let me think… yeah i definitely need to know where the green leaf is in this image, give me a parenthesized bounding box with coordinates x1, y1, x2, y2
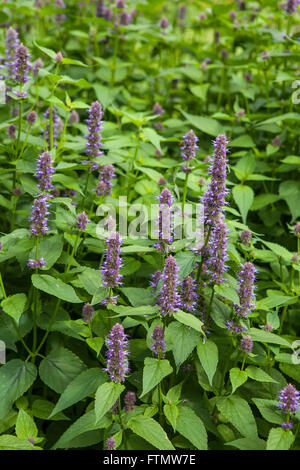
(168, 322, 200, 369)
(216, 396, 257, 438)
(230, 368, 248, 393)
(173, 309, 204, 333)
(95, 382, 124, 424)
(141, 357, 173, 397)
(15, 410, 38, 440)
(52, 409, 110, 449)
(176, 406, 208, 450)
(279, 180, 300, 222)
(0, 360, 37, 419)
(29, 235, 63, 270)
(33, 41, 57, 59)
(226, 437, 266, 450)
(164, 403, 178, 432)
(180, 110, 224, 136)
(197, 339, 218, 386)
(143, 127, 164, 152)
(175, 251, 196, 281)
(39, 348, 86, 394)
(50, 368, 106, 417)
(215, 283, 240, 305)
(279, 363, 300, 384)
(248, 328, 292, 348)
(0, 435, 36, 450)
(267, 428, 294, 450)
(246, 366, 278, 383)
(120, 287, 155, 307)
(32, 274, 82, 303)
(127, 415, 175, 450)
(232, 185, 254, 224)
(1, 293, 27, 325)
(252, 399, 282, 425)
(230, 135, 255, 148)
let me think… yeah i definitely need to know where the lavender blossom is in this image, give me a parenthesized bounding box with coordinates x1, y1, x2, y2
(96, 0, 106, 18)
(278, 384, 299, 414)
(69, 110, 79, 124)
(76, 212, 90, 231)
(283, 0, 300, 14)
(116, 0, 126, 8)
(180, 129, 198, 161)
(202, 134, 229, 227)
(240, 230, 252, 247)
(154, 188, 173, 253)
(101, 232, 123, 288)
(27, 258, 46, 269)
(13, 43, 30, 84)
(5, 27, 19, 80)
(120, 11, 131, 25)
(153, 102, 164, 116)
(85, 101, 103, 161)
(27, 111, 37, 125)
(235, 262, 256, 318)
(106, 437, 116, 450)
(82, 302, 94, 322)
(30, 195, 50, 237)
(32, 58, 43, 77)
(44, 107, 59, 148)
(294, 222, 300, 235)
(159, 255, 179, 316)
(151, 325, 166, 358)
(159, 16, 169, 28)
(35, 151, 55, 193)
(208, 216, 229, 285)
(8, 124, 16, 140)
(104, 323, 129, 383)
(124, 391, 136, 412)
(180, 275, 197, 311)
(178, 5, 186, 20)
(240, 335, 253, 354)
(226, 321, 247, 334)
(150, 270, 162, 291)
(264, 322, 273, 332)
(96, 165, 114, 196)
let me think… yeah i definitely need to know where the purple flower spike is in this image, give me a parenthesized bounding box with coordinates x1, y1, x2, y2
(226, 321, 247, 334)
(104, 323, 129, 383)
(8, 124, 16, 140)
(13, 43, 30, 84)
(180, 129, 198, 161)
(278, 384, 300, 414)
(30, 195, 50, 237)
(151, 325, 166, 358)
(240, 230, 252, 247)
(150, 270, 162, 291)
(75, 212, 90, 231)
(106, 437, 116, 450)
(153, 102, 164, 116)
(202, 134, 229, 227)
(124, 391, 136, 412)
(160, 16, 169, 28)
(235, 262, 256, 318)
(96, 165, 115, 196)
(240, 335, 253, 354)
(284, 0, 300, 15)
(5, 27, 19, 80)
(159, 255, 179, 316)
(154, 188, 173, 253)
(35, 151, 55, 193)
(101, 232, 123, 288)
(85, 101, 103, 161)
(82, 302, 94, 323)
(208, 216, 229, 285)
(69, 110, 79, 124)
(180, 275, 197, 311)
(27, 111, 37, 125)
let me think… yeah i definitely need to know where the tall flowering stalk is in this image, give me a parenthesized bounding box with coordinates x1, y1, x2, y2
(154, 188, 173, 254)
(104, 323, 129, 383)
(159, 255, 179, 316)
(96, 164, 115, 196)
(35, 151, 55, 194)
(101, 232, 123, 289)
(44, 107, 59, 149)
(180, 275, 197, 311)
(278, 384, 300, 429)
(85, 101, 103, 162)
(124, 391, 136, 412)
(180, 129, 198, 215)
(13, 43, 30, 87)
(5, 27, 19, 81)
(234, 262, 256, 318)
(29, 195, 50, 238)
(202, 134, 229, 228)
(208, 216, 229, 285)
(151, 325, 166, 358)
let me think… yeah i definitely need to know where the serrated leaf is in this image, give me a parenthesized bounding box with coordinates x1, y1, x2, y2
(176, 406, 208, 450)
(216, 396, 257, 438)
(197, 339, 218, 386)
(230, 368, 248, 393)
(32, 274, 82, 303)
(267, 428, 294, 450)
(141, 358, 173, 397)
(128, 415, 174, 450)
(95, 382, 124, 424)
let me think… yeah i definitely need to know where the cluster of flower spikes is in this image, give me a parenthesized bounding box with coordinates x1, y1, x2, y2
(104, 323, 129, 383)
(44, 107, 59, 148)
(13, 43, 31, 97)
(4, 27, 19, 81)
(154, 188, 173, 253)
(278, 383, 300, 429)
(84, 101, 103, 164)
(283, 0, 300, 15)
(179, 275, 197, 311)
(35, 151, 55, 193)
(101, 231, 123, 289)
(96, 164, 115, 196)
(234, 262, 256, 318)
